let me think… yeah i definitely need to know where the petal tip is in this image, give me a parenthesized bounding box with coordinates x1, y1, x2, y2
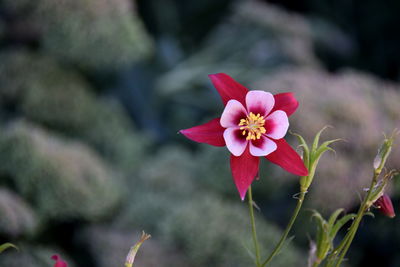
(298, 162, 309, 176)
(208, 73, 224, 81)
(273, 92, 299, 117)
(292, 162, 309, 176)
(179, 129, 189, 137)
(300, 168, 309, 176)
(208, 73, 248, 106)
(179, 118, 225, 146)
(266, 139, 309, 176)
(230, 149, 259, 202)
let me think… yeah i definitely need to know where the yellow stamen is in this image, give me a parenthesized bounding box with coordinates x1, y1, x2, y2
(238, 112, 266, 140)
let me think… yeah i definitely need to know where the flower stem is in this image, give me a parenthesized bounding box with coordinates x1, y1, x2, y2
(248, 186, 261, 267)
(331, 171, 379, 267)
(261, 191, 306, 267)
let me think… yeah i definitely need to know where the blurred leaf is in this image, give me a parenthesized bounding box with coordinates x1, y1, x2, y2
(0, 243, 18, 254)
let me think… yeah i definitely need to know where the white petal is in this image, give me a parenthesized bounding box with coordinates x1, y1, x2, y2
(265, 110, 289, 139)
(246, 90, 275, 116)
(220, 100, 247, 128)
(249, 136, 277, 156)
(223, 128, 248, 156)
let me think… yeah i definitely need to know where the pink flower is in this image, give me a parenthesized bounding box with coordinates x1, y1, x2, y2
(180, 73, 308, 200)
(374, 194, 395, 218)
(51, 254, 68, 267)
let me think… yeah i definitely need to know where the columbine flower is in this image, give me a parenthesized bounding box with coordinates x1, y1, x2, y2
(51, 254, 68, 267)
(374, 194, 395, 218)
(180, 73, 308, 200)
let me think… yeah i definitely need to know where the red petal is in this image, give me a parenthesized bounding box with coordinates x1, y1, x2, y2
(266, 139, 308, 176)
(271, 92, 299, 117)
(180, 118, 225, 146)
(209, 73, 248, 106)
(55, 261, 68, 267)
(230, 147, 260, 200)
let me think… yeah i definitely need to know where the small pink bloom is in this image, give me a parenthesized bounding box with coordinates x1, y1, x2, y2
(51, 254, 68, 267)
(374, 194, 395, 218)
(180, 73, 308, 200)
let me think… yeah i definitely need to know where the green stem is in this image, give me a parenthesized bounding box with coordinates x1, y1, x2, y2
(248, 186, 261, 267)
(261, 191, 306, 267)
(325, 237, 348, 267)
(332, 171, 379, 267)
(326, 223, 355, 266)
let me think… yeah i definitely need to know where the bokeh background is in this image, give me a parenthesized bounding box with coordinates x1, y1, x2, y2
(0, 0, 399, 266)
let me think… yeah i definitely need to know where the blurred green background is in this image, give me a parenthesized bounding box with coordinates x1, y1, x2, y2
(0, 0, 399, 266)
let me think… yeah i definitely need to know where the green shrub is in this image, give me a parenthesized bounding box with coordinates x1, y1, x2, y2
(2, 0, 153, 70)
(160, 194, 304, 267)
(0, 50, 146, 171)
(0, 121, 121, 221)
(0, 188, 37, 237)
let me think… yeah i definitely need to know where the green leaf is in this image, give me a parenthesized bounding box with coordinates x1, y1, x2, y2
(312, 210, 334, 261)
(330, 214, 357, 240)
(364, 211, 375, 218)
(0, 243, 18, 254)
(311, 126, 331, 155)
(291, 131, 310, 168)
(311, 210, 326, 225)
(373, 137, 393, 171)
(328, 209, 344, 231)
(312, 139, 341, 163)
(311, 211, 328, 250)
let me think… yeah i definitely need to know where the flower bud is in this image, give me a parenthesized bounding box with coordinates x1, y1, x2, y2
(51, 254, 68, 267)
(374, 194, 395, 218)
(125, 231, 151, 267)
(373, 131, 397, 173)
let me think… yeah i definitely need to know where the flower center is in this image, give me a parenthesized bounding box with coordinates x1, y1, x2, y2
(238, 112, 266, 140)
